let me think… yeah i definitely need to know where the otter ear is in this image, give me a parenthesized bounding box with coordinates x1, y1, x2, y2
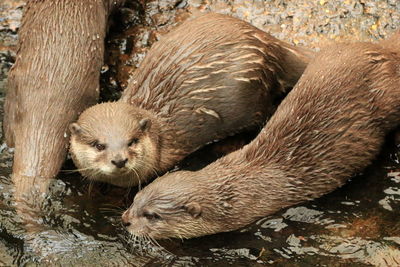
(183, 202, 202, 218)
(69, 123, 82, 135)
(139, 118, 152, 131)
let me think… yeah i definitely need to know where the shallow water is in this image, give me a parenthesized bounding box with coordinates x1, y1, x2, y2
(1, 0, 400, 266)
(1, 128, 399, 266)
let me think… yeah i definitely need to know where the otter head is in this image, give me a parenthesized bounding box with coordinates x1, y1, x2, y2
(121, 170, 226, 240)
(69, 102, 160, 187)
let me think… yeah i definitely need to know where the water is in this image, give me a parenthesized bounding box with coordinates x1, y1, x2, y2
(2, 138, 400, 265)
(1, 0, 400, 266)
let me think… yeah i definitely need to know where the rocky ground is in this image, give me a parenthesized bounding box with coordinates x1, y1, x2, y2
(2, 0, 400, 97)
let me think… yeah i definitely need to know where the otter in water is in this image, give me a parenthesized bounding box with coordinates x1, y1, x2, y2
(69, 13, 313, 187)
(121, 33, 400, 239)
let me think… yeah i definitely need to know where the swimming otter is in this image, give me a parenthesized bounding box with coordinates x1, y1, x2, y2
(3, 0, 124, 191)
(122, 33, 400, 239)
(69, 13, 313, 187)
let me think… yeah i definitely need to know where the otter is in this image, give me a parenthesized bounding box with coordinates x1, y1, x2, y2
(121, 33, 400, 240)
(3, 0, 124, 191)
(69, 13, 313, 187)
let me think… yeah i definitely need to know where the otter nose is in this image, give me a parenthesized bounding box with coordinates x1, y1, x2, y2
(111, 158, 128, 168)
(121, 211, 131, 227)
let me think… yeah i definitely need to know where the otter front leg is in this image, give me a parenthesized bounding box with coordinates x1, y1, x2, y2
(4, 0, 124, 182)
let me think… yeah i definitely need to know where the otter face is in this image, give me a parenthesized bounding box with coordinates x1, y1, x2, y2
(121, 172, 213, 240)
(69, 102, 159, 187)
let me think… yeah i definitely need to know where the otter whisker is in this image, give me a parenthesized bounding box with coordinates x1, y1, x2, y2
(148, 236, 169, 254)
(178, 234, 184, 242)
(99, 208, 124, 219)
(135, 158, 160, 178)
(61, 169, 82, 174)
(82, 167, 103, 184)
(77, 165, 103, 176)
(128, 166, 142, 190)
(132, 169, 141, 188)
(98, 207, 122, 214)
(129, 238, 138, 254)
(125, 233, 136, 254)
(139, 235, 148, 255)
(100, 203, 126, 211)
(119, 232, 128, 244)
(125, 233, 149, 256)
(87, 180, 95, 196)
(137, 176, 142, 191)
(61, 165, 100, 173)
(107, 215, 125, 224)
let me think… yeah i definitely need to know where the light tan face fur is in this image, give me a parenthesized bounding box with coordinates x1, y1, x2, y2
(69, 102, 159, 187)
(121, 171, 209, 240)
(122, 197, 203, 240)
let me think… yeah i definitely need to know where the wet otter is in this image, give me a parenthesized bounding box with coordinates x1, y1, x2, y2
(3, 0, 124, 189)
(122, 33, 400, 239)
(69, 13, 313, 187)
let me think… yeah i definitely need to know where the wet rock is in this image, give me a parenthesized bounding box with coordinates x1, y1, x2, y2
(259, 218, 288, 232)
(0, 0, 25, 32)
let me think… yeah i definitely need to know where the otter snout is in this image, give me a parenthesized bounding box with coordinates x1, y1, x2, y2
(121, 210, 131, 227)
(111, 158, 128, 168)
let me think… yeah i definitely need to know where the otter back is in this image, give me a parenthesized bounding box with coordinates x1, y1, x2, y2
(121, 13, 313, 157)
(122, 36, 400, 239)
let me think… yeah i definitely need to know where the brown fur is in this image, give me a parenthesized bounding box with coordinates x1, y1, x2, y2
(122, 32, 400, 239)
(70, 13, 313, 187)
(70, 102, 160, 187)
(3, 0, 124, 183)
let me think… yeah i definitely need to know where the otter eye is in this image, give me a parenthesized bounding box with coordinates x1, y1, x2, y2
(96, 144, 106, 151)
(143, 211, 161, 221)
(91, 142, 106, 151)
(128, 138, 139, 147)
